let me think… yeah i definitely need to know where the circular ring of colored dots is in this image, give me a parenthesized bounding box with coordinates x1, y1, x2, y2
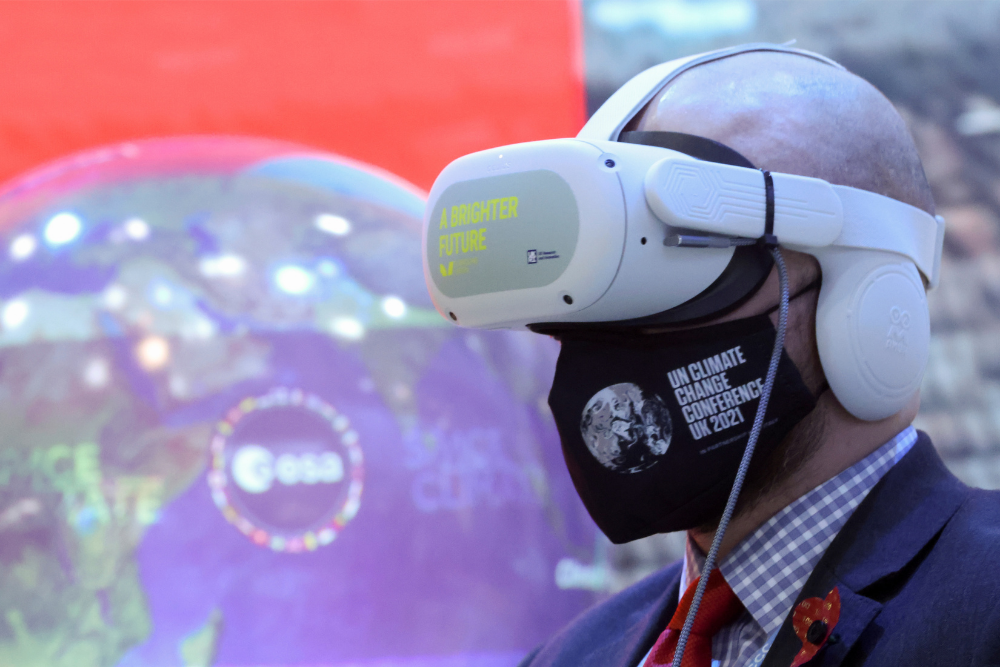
(208, 387, 365, 553)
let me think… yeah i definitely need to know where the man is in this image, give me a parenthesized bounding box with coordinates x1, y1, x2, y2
(424, 45, 1000, 666)
(525, 49, 1000, 667)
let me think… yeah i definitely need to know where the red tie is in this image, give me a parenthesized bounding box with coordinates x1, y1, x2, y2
(647, 569, 745, 667)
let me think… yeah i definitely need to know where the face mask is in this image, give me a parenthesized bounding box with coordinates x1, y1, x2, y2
(547, 311, 818, 544)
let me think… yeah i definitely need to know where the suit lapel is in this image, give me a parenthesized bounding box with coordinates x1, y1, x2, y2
(759, 564, 882, 667)
(579, 567, 683, 667)
(760, 433, 968, 667)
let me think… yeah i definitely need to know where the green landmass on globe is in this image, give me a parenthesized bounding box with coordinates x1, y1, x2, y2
(0, 171, 447, 667)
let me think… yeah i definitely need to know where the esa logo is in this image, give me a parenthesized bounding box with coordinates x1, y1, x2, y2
(885, 306, 911, 354)
(527, 249, 538, 264)
(231, 445, 345, 494)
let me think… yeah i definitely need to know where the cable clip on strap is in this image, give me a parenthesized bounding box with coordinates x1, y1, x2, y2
(757, 233, 779, 248)
(756, 169, 778, 249)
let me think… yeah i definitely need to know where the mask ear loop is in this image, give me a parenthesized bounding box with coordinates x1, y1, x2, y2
(671, 177, 790, 667)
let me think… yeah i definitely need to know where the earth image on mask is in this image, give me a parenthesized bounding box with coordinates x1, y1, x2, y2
(579, 383, 672, 473)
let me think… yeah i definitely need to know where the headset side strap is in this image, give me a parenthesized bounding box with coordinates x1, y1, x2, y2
(644, 154, 937, 282)
(825, 185, 940, 284)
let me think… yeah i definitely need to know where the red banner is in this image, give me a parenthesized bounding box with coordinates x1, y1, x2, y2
(0, 0, 585, 190)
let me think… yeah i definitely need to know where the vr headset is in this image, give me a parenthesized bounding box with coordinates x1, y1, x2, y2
(422, 43, 946, 422)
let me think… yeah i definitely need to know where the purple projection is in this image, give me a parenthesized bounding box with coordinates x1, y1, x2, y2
(0, 137, 599, 667)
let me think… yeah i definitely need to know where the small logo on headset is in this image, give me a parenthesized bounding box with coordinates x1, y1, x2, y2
(886, 306, 910, 354)
(527, 249, 538, 264)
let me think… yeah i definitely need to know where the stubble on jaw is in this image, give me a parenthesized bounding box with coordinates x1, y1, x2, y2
(694, 285, 829, 534)
(693, 394, 829, 537)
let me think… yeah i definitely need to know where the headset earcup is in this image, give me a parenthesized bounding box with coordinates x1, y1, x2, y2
(811, 248, 929, 421)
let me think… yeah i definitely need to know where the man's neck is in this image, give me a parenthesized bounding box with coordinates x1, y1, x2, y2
(688, 391, 919, 560)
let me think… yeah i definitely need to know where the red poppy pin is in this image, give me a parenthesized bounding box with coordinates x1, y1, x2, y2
(790, 587, 841, 667)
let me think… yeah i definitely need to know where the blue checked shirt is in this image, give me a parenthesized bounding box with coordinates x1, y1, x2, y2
(640, 426, 918, 667)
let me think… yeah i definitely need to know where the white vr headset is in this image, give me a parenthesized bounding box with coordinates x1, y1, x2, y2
(422, 43, 946, 422)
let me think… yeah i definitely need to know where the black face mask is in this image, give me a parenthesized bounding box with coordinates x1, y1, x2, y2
(547, 312, 818, 544)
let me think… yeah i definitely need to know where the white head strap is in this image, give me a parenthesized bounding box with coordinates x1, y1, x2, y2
(578, 43, 843, 142)
(579, 43, 945, 288)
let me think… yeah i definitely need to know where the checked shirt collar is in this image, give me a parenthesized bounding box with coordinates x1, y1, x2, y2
(681, 426, 918, 639)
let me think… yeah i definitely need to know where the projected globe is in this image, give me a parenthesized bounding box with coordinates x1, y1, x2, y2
(0, 137, 598, 667)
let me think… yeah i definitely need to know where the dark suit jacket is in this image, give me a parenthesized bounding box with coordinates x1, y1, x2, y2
(520, 432, 1000, 667)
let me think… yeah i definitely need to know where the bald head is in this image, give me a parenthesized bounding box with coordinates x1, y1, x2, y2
(627, 51, 935, 215)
